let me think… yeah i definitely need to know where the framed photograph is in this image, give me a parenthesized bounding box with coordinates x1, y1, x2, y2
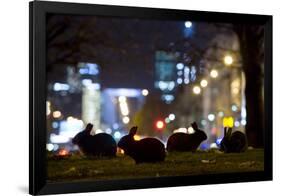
(29, 1, 272, 195)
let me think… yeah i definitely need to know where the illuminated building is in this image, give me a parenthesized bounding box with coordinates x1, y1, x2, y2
(79, 63, 101, 130)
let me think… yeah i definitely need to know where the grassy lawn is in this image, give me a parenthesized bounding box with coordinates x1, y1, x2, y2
(47, 149, 264, 183)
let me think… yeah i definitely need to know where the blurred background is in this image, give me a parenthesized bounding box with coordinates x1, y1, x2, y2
(46, 14, 264, 154)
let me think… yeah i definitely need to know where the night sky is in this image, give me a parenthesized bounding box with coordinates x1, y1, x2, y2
(46, 14, 219, 90)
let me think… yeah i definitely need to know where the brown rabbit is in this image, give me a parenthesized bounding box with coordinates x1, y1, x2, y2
(167, 122, 207, 152)
(118, 126, 165, 164)
(73, 123, 117, 157)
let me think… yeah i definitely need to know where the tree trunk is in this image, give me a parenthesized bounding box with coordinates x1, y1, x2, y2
(235, 25, 264, 148)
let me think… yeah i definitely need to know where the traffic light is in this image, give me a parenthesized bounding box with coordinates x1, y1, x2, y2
(155, 120, 165, 131)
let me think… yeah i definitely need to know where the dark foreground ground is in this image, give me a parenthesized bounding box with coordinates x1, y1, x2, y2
(47, 149, 264, 182)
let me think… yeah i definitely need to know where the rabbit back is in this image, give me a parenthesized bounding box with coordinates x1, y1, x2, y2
(229, 131, 247, 153)
(77, 133, 117, 157)
(133, 138, 165, 163)
(167, 132, 198, 152)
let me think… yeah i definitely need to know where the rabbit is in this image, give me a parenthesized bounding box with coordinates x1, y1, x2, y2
(167, 122, 207, 152)
(220, 127, 247, 153)
(118, 126, 166, 164)
(72, 123, 117, 157)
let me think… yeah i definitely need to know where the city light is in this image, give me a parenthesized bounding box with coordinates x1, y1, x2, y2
(122, 116, 130, 124)
(173, 127, 188, 133)
(223, 117, 234, 128)
(165, 117, 170, 124)
(210, 69, 218, 78)
(218, 111, 224, 117)
(53, 111, 62, 118)
(176, 63, 184, 70)
(156, 120, 165, 129)
(200, 79, 208, 88)
(53, 83, 70, 91)
(50, 133, 70, 143)
(113, 123, 119, 130)
(118, 96, 126, 102)
(162, 94, 175, 103)
(114, 131, 121, 139)
(187, 127, 195, 134)
(208, 113, 215, 121)
(46, 143, 54, 151)
(201, 119, 207, 126)
(241, 107, 247, 118)
(119, 96, 129, 116)
(185, 21, 192, 28)
(105, 128, 112, 134)
(241, 119, 247, 126)
(231, 105, 238, 112)
(177, 78, 183, 84)
(47, 101, 51, 116)
(224, 55, 233, 66)
(133, 135, 141, 141)
(52, 122, 59, 129)
(58, 149, 69, 156)
(184, 78, 189, 84)
(193, 86, 201, 95)
(234, 121, 240, 127)
(95, 129, 104, 134)
(210, 143, 218, 149)
(177, 71, 183, 76)
(142, 89, 149, 96)
(168, 113, 176, 121)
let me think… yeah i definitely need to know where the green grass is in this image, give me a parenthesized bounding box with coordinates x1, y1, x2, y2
(47, 149, 264, 183)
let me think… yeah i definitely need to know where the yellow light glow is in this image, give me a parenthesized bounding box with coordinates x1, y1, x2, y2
(193, 86, 201, 95)
(46, 101, 51, 116)
(200, 79, 208, 88)
(133, 135, 141, 141)
(210, 69, 218, 78)
(53, 111, 61, 118)
(223, 117, 234, 128)
(224, 55, 233, 66)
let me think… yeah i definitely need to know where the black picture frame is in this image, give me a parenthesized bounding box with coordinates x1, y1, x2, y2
(29, 1, 273, 195)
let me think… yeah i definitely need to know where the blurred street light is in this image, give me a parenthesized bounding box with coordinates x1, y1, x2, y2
(224, 55, 234, 66)
(200, 79, 208, 88)
(53, 111, 61, 118)
(208, 113, 215, 121)
(156, 120, 165, 130)
(142, 89, 149, 96)
(168, 113, 176, 121)
(122, 116, 130, 124)
(210, 69, 218, 78)
(193, 86, 201, 95)
(185, 21, 192, 28)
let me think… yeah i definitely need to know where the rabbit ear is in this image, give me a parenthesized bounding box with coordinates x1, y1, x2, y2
(226, 127, 232, 137)
(224, 127, 227, 136)
(191, 122, 198, 131)
(85, 123, 93, 132)
(129, 126, 138, 136)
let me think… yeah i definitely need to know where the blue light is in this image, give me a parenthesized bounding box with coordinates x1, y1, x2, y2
(52, 122, 59, 129)
(162, 94, 174, 103)
(216, 138, 223, 145)
(185, 21, 192, 28)
(79, 63, 99, 75)
(114, 131, 121, 139)
(87, 63, 99, 75)
(177, 78, 183, 84)
(176, 63, 184, 70)
(53, 83, 70, 91)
